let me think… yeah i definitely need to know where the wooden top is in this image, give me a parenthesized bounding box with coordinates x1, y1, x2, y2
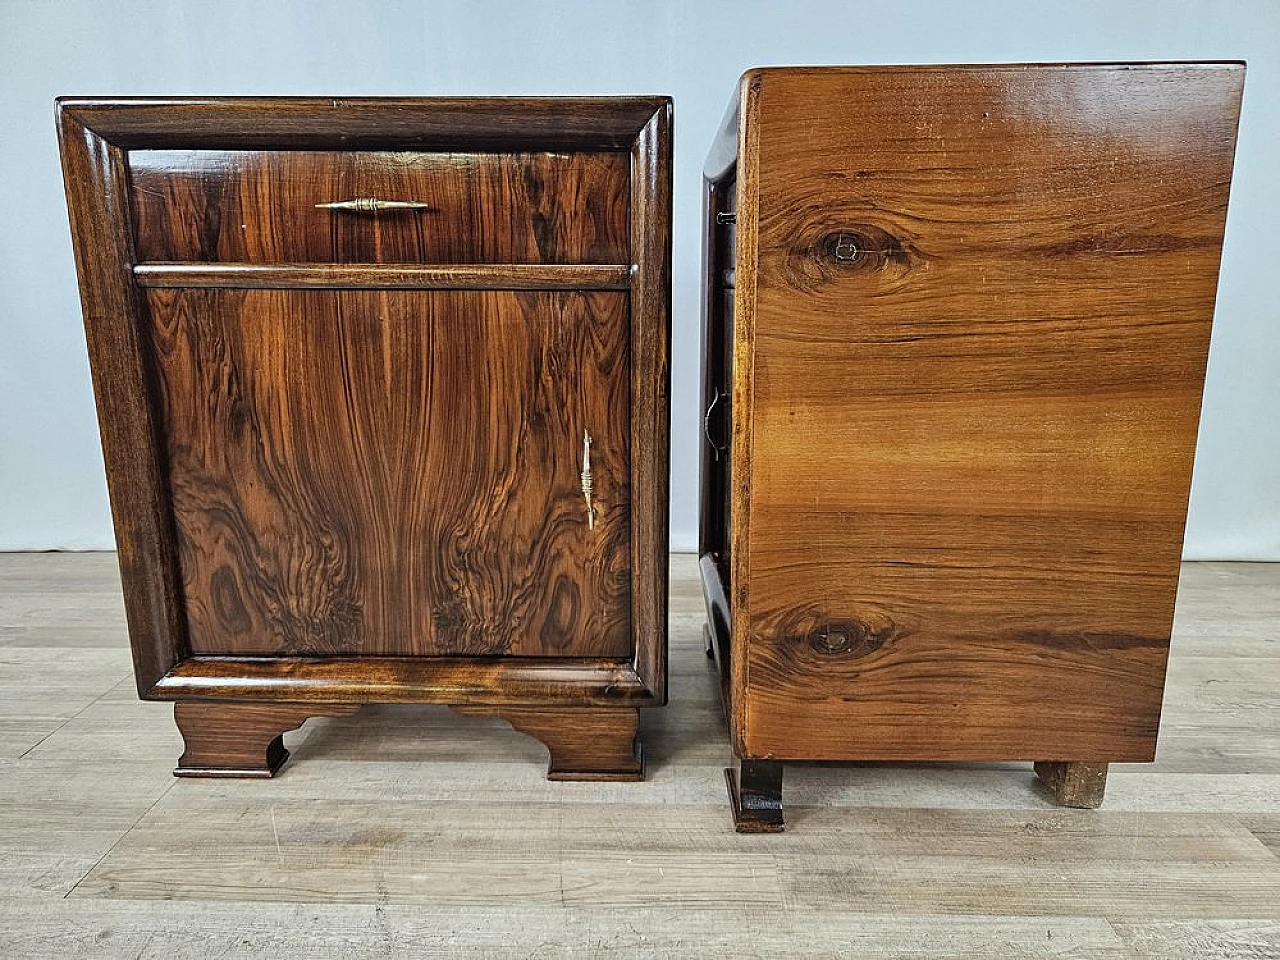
(704, 62, 1245, 178)
(57, 96, 670, 150)
(722, 63, 1244, 761)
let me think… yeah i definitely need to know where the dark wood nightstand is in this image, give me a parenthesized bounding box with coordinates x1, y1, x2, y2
(60, 96, 671, 780)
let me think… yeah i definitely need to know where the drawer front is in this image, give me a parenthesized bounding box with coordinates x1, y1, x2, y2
(129, 149, 631, 264)
(144, 287, 632, 658)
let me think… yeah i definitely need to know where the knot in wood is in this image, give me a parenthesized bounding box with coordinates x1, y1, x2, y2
(820, 226, 906, 272)
(777, 219, 916, 291)
(774, 605, 904, 661)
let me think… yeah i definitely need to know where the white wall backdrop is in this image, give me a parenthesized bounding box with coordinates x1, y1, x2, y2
(1, 0, 1277, 557)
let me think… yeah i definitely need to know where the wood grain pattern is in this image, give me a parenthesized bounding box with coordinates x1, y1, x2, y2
(153, 656, 656, 706)
(727, 70, 764, 757)
(61, 96, 670, 776)
(59, 96, 670, 150)
(130, 150, 630, 264)
(173, 701, 360, 777)
(144, 287, 631, 658)
(56, 104, 188, 694)
(132, 262, 631, 290)
(704, 65, 1244, 773)
(626, 102, 673, 701)
(452, 706, 643, 780)
(1035, 761, 1109, 809)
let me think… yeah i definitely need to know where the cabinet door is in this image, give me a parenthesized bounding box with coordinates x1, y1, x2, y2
(144, 287, 631, 658)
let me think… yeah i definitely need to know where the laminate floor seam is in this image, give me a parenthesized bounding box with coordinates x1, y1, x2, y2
(15, 668, 134, 761)
(62, 776, 177, 901)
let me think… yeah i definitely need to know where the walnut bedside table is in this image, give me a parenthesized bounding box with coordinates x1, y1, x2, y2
(60, 96, 671, 780)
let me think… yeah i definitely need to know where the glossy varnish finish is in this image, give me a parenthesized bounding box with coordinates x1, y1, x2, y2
(146, 288, 631, 658)
(701, 64, 1244, 828)
(131, 263, 632, 290)
(452, 705, 644, 781)
(173, 701, 361, 777)
(60, 96, 671, 778)
(130, 150, 630, 264)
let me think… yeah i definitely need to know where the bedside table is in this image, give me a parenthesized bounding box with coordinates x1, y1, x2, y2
(60, 96, 671, 780)
(699, 63, 1244, 829)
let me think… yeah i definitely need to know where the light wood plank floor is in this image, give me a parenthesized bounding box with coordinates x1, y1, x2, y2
(1, 553, 1278, 958)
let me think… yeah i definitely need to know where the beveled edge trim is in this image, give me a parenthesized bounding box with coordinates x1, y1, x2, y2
(133, 262, 633, 290)
(57, 102, 189, 695)
(728, 71, 762, 757)
(626, 98, 673, 703)
(739, 60, 1246, 78)
(150, 656, 658, 707)
(57, 96, 671, 150)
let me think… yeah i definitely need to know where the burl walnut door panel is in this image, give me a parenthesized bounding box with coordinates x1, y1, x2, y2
(735, 65, 1243, 762)
(129, 150, 631, 264)
(143, 287, 631, 658)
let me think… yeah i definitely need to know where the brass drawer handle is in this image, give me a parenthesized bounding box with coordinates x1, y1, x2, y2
(581, 431, 596, 530)
(315, 198, 431, 213)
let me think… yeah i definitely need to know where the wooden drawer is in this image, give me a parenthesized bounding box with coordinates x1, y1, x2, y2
(129, 149, 631, 264)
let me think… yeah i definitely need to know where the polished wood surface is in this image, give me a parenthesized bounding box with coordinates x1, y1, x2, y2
(57, 102, 187, 694)
(60, 96, 671, 778)
(626, 102, 673, 701)
(173, 702, 360, 777)
(57, 96, 669, 150)
(145, 287, 630, 658)
(701, 65, 1244, 816)
(735, 63, 1243, 763)
(130, 150, 630, 264)
(153, 656, 656, 706)
(3, 553, 1279, 956)
(132, 262, 631, 290)
(453, 706, 644, 781)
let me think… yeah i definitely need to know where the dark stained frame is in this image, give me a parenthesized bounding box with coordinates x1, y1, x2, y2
(58, 96, 671, 707)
